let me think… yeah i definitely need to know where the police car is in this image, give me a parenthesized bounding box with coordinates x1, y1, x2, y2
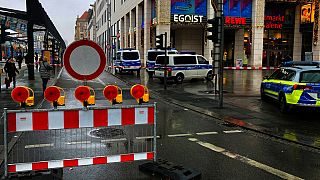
(146, 48, 178, 76)
(114, 48, 141, 73)
(154, 54, 213, 84)
(260, 61, 320, 113)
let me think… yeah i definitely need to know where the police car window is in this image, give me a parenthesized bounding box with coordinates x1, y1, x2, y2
(174, 56, 197, 65)
(116, 52, 121, 60)
(198, 56, 209, 64)
(300, 71, 320, 83)
(148, 52, 164, 61)
(123, 52, 139, 60)
(269, 69, 281, 79)
(155, 56, 168, 65)
(279, 69, 296, 81)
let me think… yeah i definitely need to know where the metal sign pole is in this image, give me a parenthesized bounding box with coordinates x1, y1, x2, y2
(153, 102, 157, 162)
(3, 108, 8, 178)
(164, 33, 168, 90)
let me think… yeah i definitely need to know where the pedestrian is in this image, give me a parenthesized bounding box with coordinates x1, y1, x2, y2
(35, 53, 39, 70)
(39, 57, 53, 94)
(16, 53, 23, 69)
(4, 57, 19, 89)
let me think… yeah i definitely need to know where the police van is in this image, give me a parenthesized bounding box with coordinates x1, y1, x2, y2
(154, 54, 213, 84)
(146, 49, 178, 76)
(114, 48, 141, 73)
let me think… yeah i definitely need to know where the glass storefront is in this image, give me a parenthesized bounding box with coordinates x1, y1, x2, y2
(263, 3, 295, 67)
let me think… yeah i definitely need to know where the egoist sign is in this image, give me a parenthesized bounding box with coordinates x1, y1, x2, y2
(172, 14, 204, 23)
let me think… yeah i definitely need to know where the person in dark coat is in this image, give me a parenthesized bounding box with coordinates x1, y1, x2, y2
(39, 57, 53, 93)
(16, 51, 23, 69)
(4, 57, 19, 89)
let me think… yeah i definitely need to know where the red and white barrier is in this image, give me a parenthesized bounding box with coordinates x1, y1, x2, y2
(7, 107, 155, 132)
(8, 152, 154, 173)
(224, 66, 278, 70)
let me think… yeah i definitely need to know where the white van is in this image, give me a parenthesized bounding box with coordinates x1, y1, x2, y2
(146, 49, 178, 76)
(114, 48, 141, 73)
(154, 54, 213, 83)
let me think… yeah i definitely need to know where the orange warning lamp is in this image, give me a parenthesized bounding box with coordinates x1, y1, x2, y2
(75, 86, 91, 107)
(130, 84, 149, 104)
(11, 86, 30, 108)
(44, 86, 61, 108)
(103, 85, 122, 105)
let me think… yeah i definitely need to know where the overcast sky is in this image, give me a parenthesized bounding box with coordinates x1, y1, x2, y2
(0, 0, 95, 45)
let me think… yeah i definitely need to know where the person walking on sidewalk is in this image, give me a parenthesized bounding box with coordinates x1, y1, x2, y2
(4, 57, 19, 89)
(39, 57, 53, 93)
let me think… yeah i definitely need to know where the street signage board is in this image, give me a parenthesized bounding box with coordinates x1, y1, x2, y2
(63, 40, 106, 81)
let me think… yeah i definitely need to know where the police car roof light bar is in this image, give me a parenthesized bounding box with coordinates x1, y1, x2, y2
(280, 61, 320, 67)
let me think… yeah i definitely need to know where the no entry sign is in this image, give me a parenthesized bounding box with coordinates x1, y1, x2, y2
(63, 40, 106, 81)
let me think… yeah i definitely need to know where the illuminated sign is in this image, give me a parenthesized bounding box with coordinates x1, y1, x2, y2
(171, 0, 207, 16)
(172, 14, 204, 23)
(264, 15, 285, 29)
(225, 17, 246, 25)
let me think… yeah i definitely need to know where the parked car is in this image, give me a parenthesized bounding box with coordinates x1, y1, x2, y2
(154, 54, 213, 84)
(260, 61, 320, 113)
(114, 48, 141, 74)
(146, 48, 178, 76)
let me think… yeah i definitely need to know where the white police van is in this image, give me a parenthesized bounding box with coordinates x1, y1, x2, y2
(114, 48, 141, 73)
(154, 54, 213, 83)
(146, 49, 178, 76)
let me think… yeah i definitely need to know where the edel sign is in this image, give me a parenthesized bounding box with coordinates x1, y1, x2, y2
(63, 40, 106, 81)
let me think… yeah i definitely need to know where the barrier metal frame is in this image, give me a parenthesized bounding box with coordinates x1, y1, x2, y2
(3, 103, 157, 178)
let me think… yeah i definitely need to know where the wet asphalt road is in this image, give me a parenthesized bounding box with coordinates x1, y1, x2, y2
(7, 68, 320, 179)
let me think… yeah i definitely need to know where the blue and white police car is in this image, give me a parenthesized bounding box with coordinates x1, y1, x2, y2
(260, 61, 320, 113)
(154, 54, 213, 84)
(146, 49, 178, 76)
(114, 48, 141, 74)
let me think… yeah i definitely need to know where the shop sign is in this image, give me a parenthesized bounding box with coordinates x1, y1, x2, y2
(172, 14, 204, 23)
(264, 15, 285, 29)
(225, 17, 246, 25)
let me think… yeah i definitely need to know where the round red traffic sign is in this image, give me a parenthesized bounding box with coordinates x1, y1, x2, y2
(63, 40, 106, 81)
(103, 85, 118, 101)
(44, 86, 61, 102)
(11, 87, 29, 103)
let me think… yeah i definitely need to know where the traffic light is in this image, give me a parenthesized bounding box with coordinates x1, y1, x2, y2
(207, 18, 219, 43)
(0, 24, 10, 44)
(155, 34, 164, 49)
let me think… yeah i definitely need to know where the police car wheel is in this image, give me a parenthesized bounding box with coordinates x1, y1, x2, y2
(206, 71, 213, 81)
(175, 74, 184, 84)
(279, 95, 289, 113)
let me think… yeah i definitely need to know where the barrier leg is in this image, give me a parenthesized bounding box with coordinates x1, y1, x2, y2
(3, 108, 8, 178)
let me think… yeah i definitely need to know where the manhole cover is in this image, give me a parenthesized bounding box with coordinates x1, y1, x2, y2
(89, 128, 125, 139)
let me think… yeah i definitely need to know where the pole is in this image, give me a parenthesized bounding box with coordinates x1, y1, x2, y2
(164, 33, 167, 90)
(4, 108, 8, 178)
(213, 0, 224, 108)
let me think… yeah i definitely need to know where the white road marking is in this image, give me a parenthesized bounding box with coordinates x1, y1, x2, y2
(97, 78, 106, 86)
(223, 130, 243, 134)
(196, 132, 219, 135)
(168, 134, 192, 137)
(66, 141, 91, 145)
(25, 143, 54, 149)
(136, 136, 160, 140)
(188, 138, 303, 180)
(101, 138, 127, 143)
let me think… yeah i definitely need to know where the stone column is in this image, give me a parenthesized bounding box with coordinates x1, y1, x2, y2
(204, 2, 215, 63)
(293, 5, 302, 61)
(313, 2, 320, 61)
(136, 4, 144, 60)
(251, 0, 265, 67)
(120, 18, 125, 48)
(130, 9, 136, 48)
(156, 0, 171, 47)
(124, 14, 130, 48)
(234, 29, 244, 66)
(144, 0, 152, 66)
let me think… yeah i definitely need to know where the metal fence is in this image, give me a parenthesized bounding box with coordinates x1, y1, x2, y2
(3, 104, 156, 178)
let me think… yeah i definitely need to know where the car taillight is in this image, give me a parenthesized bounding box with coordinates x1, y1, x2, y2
(167, 68, 172, 72)
(293, 84, 313, 90)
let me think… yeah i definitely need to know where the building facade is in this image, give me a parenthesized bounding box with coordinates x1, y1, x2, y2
(90, 0, 320, 67)
(74, 11, 90, 41)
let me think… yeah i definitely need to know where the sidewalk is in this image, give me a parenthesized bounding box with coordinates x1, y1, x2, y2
(0, 65, 61, 166)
